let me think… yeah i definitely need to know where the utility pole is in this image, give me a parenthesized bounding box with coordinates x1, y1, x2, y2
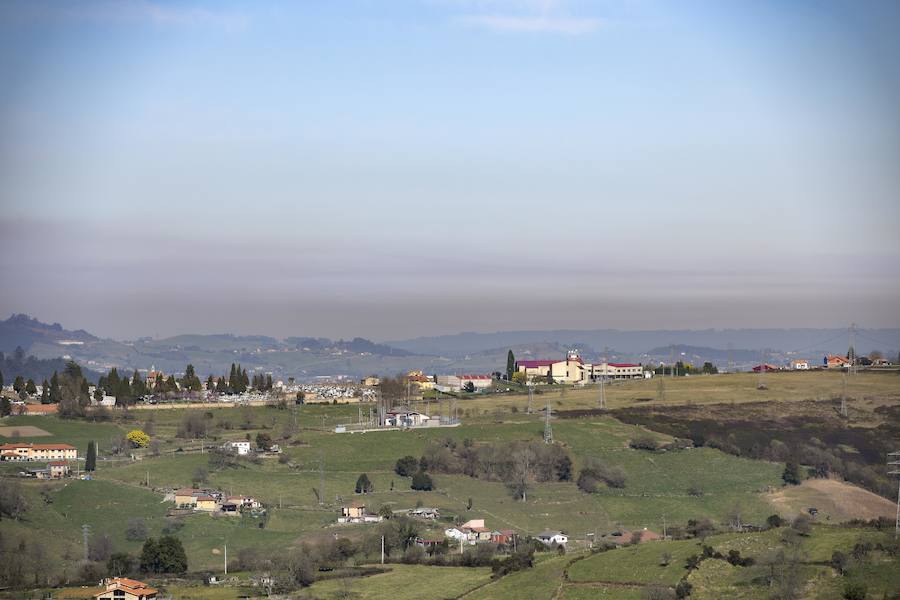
(81, 524, 91, 563)
(849, 323, 857, 375)
(543, 398, 553, 444)
(888, 452, 900, 538)
(662, 514, 667, 540)
(840, 373, 848, 418)
(381, 536, 385, 564)
(598, 375, 606, 410)
(224, 543, 228, 575)
(527, 385, 533, 414)
(319, 453, 325, 506)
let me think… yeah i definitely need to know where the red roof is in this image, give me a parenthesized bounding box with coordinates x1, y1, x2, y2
(48, 461, 69, 466)
(608, 363, 639, 368)
(21, 404, 58, 414)
(0, 443, 76, 451)
(517, 360, 556, 368)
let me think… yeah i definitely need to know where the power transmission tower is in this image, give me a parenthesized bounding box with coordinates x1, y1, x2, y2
(669, 345, 675, 378)
(543, 398, 553, 444)
(888, 452, 900, 538)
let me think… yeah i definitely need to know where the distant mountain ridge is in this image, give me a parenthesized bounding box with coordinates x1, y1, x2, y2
(386, 328, 900, 357)
(2, 315, 898, 380)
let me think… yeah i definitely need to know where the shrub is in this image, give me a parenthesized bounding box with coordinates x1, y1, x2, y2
(842, 581, 867, 600)
(782, 462, 802, 485)
(411, 470, 433, 491)
(766, 514, 785, 529)
(126, 430, 150, 448)
(630, 434, 659, 451)
(675, 581, 693, 598)
(395, 455, 419, 477)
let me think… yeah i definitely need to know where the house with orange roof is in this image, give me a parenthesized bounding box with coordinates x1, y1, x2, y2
(0, 442, 77, 461)
(93, 578, 157, 600)
(14, 404, 58, 416)
(825, 355, 851, 369)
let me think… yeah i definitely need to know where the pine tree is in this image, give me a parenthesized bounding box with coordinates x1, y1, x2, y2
(355, 473, 374, 494)
(506, 350, 516, 380)
(228, 363, 237, 391)
(0, 369, 3, 388)
(40, 380, 50, 404)
(25, 379, 37, 395)
(13, 375, 25, 394)
(49, 372, 61, 404)
(266, 374, 273, 391)
(85, 441, 97, 472)
(132, 370, 146, 397)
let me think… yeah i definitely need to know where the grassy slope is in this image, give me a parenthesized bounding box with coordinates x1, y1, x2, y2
(309, 564, 493, 600)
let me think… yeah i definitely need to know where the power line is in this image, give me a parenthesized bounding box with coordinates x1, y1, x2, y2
(888, 452, 900, 538)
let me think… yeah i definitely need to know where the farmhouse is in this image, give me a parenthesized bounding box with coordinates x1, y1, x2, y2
(24, 461, 70, 479)
(223, 440, 252, 455)
(445, 519, 492, 544)
(408, 507, 440, 519)
(752, 364, 779, 372)
(0, 442, 77, 462)
(491, 530, 516, 545)
(825, 355, 850, 369)
(536, 530, 568, 546)
(195, 495, 218, 512)
(338, 500, 383, 524)
(790, 359, 810, 370)
(93, 577, 158, 600)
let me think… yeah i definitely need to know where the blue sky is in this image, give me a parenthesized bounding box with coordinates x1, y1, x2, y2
(1, 0, 899, 339)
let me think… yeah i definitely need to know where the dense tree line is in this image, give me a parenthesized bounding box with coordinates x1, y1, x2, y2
(418, 437, 571, 500)
(0, 347, 86, 387)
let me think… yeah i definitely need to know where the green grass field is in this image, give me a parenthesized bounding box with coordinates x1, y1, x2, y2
(309, 564, 493, 600)
(2, 370, 897, 599)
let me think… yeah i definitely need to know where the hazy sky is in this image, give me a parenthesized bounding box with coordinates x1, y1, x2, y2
(1, 0, 899, 340)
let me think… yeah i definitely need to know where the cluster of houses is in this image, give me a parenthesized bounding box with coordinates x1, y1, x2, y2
(171, 488, 262, 516)
(444, 519, 567, 548)
(516, 351, 645, 384)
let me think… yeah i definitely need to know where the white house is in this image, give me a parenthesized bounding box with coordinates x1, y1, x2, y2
(536, 530, 568, 546)
(224, 440, 252, 455)
(790, 359, 810, 370)
(435, 374, 492, 392)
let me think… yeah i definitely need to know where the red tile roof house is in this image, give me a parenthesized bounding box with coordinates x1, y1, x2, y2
(93, 577, 158, 600)
(14, 403, 59, 416)
(491, 530, 516, 545)
(0, 443, 77, 461)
